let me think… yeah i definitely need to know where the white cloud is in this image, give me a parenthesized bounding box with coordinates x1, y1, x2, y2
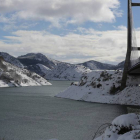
(0, 15, 10, 23)
(1, 27, 140, 64)
(114, 25, 127, 30)
(0, 0, 122, 26)
(3, 22, 38, 31)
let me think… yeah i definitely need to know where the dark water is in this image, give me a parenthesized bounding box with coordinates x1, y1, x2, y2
(0, 81, 126, 140)
(0, 81, 72, 97)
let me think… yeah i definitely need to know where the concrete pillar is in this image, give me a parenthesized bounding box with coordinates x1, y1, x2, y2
(121, 0, 132, 90)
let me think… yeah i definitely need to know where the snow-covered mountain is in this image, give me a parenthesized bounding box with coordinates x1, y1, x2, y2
(17, 53, 91, 80)
(26, 64, 51, 77)
(0, 52, 125, 81)
(115, 61, 125, 70)
(18, 53, 93, 80)
(78, 60, 116, 70)
(45, 63, 92, 80)
(0, 58, 51, 87)
(0, 52, 24, 68)
(18, 53, 60, 69)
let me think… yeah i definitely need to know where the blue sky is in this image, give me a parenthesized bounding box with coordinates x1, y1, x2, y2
(0, 0, 140, 64)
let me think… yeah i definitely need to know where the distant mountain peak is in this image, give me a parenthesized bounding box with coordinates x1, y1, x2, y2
(18, 53, 60, 69)
(18, 53, 51, 60)
(78, 60, 116, 70)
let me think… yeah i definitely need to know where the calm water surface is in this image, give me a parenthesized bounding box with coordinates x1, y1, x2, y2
(0, 81, 72, 97)
(0, 81, 126, 140)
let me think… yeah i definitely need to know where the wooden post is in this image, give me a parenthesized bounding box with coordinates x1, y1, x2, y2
(121, 0, 132, 90)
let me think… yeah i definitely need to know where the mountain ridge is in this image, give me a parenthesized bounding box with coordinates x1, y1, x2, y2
(0, 52, 124, 81)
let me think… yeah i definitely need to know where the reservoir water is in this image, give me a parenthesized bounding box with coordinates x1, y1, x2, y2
(0, 81, 126, 140)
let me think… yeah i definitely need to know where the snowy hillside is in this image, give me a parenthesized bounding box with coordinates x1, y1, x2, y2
(25, 64, 51, 77)
(0, 52, 24, 68)
(0, 59, 51, 87)
(56, 70, 140, 105)
(36, 64, 51, 75)
(95, 113, 140, 140)
(45, 63, 92, 81)
(18, 53, 60, 69)
(115, 61, 125, 70)
(0, 52, 125, 81)
(78, 60, 116, 70)
(22, 56, 125, 80)
(25, 62, 92, 81)
(18, 53, 93, 80)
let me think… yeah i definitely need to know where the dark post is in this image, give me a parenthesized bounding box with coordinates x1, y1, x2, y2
(121, 0, 132, 90)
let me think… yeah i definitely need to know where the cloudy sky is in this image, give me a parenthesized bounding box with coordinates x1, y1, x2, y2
(0, 0, 140, 64)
